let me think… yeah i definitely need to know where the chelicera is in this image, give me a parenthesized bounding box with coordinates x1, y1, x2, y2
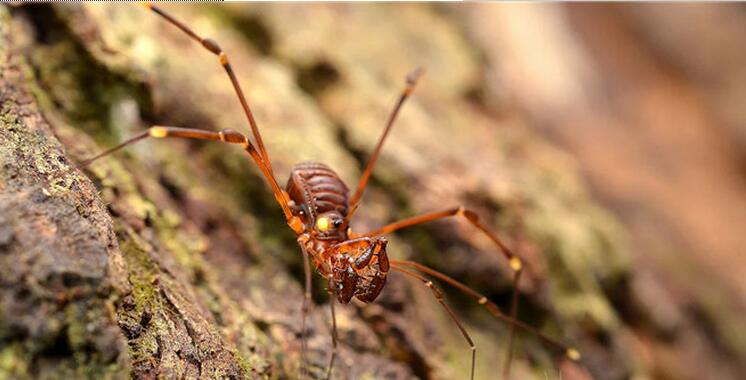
(77, 3, 581, 379)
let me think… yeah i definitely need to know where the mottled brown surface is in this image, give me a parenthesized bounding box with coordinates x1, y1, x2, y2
(0, 8, 129, 378)
(3, 3, 743, 380)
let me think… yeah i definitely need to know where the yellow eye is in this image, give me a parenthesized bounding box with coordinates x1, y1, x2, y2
(316, 217, 330, 232)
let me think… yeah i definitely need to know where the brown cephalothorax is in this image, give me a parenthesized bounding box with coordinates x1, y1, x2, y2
(77, 3, 581, 380)
(286, 162, 349, 239)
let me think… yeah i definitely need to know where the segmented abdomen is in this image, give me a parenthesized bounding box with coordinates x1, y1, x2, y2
(286, 162, 349, 220)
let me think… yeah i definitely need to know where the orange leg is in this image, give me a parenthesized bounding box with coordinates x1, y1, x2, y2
(325, 280, 339, 380)
(77, 125, 296, 224)
(392, 260, 580, 370)
(393, 266, 477, 380)
(142, 3, 314, 229)
(296, 236, 314, 380)
(363, 206, 534, 376)
(345, 68, 424, 223)
(142, 3, 274, 176)
(363, 206, 522, 269)
(504, 269, 522, 378)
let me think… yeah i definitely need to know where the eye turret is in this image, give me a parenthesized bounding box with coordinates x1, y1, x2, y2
(316, 216, 331, 231)
(315, 212, 344, 233)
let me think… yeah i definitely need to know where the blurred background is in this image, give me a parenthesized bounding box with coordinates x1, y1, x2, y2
(463, 4, 746, 380)
(4, 3, 746, 380)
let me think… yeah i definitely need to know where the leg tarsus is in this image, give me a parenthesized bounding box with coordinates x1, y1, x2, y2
(298, 237, 314, 380)
(345, 68, 424, 222)
(392, 260, 576, 357)
(393, 267, 476, 380)
(363, 205, 523, 268)
(300, 249, 312, 379)
(366, 209, 582, 371)
(325, 285, 339, 380)
(503, 268, 522, 379)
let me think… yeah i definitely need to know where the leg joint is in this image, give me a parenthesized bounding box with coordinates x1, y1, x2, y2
(149, 126, 168, 138)
(219, 129, 246, 144)
(458, 207, 479, 223)
(509, 257, 523, 272)
(201, 38, 223, 55)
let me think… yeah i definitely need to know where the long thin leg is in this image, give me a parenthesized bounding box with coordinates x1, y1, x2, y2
(139, 3, 311, 231)
(299, 239, 313, 380)
(77, 125, 296, 223)
(344, 68, 424, 223)
(142, 3, 274, 176)
(393, 266, 476, 380)
(363, 206, 523, 271)
(325, 280, 339, 380)
(504, 268, 522, 378)
(364, 206, 530, 374)
(392, 260, 580, 361)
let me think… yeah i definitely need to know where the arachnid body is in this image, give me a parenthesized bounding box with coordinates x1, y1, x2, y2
(76, 4, 581, 379)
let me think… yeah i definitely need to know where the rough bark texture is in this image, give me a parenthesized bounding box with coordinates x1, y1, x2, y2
(0, 10, 129, 380)
(0, 3, 742, 380)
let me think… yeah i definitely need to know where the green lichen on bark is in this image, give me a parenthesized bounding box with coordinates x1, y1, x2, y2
(12, 5, 152, 144)
(0, 6, 129, 380)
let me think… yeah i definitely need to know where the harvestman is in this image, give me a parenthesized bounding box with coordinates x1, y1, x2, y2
(77, 3, 581, 379)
